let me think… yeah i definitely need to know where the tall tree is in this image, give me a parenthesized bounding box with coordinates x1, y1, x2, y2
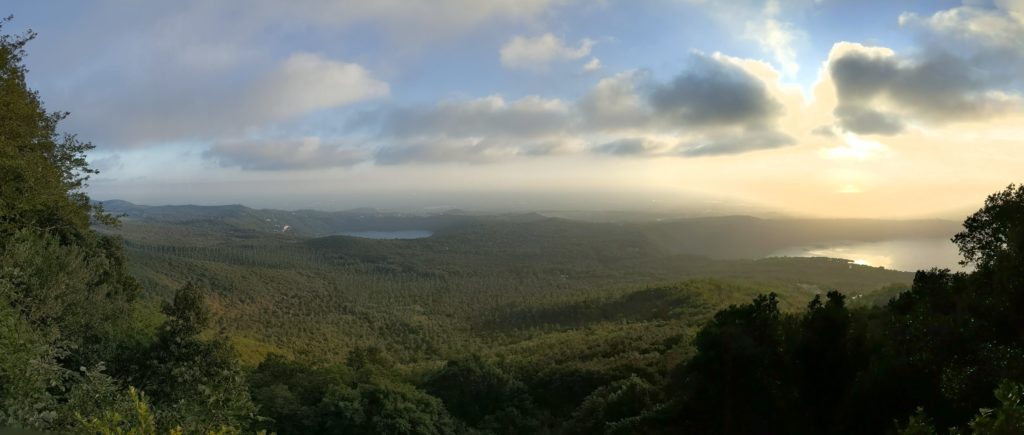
(0, 17, 139, 430)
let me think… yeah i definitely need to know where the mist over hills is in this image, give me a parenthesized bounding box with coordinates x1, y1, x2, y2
(99, 199, 961, 262)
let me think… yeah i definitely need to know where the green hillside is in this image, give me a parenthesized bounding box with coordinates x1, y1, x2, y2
(101, 207, 915, 365)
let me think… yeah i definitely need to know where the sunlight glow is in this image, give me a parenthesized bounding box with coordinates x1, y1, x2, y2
(822, 133, 889, 161)
(839, 184, 862, 194)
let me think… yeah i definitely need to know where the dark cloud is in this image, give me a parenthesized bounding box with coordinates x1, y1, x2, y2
(592, 138, 660, 156)
(360, 95, 576, 164)
(213, 54, 796, 169)
(581, 54, 794, 159)
(205, 138, 370, 170)
(832, 106, 905, 135)
(811, 125, 838, 137)
(678, 129, 795, 157)
(829, 35, 1022, 134)
(592, 130, 794, 158)
(649, 54, 783, 127)
(374, 138, 572, 165)
(380, 96, 571, 139)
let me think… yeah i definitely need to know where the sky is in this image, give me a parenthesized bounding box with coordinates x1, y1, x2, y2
(4, 0, 1024, 217)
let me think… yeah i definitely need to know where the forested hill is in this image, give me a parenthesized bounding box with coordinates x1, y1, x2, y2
(100, 199, 960, 260)
(105, 200, 915, 365)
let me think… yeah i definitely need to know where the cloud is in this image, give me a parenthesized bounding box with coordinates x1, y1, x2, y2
(73, 53, 388, 147)
(682, 0, 808, 77)
(265, 0, 571, 43)
(581, 53, 795, 157)
(379, 95, 572, 139)
(379, 53, 794, 163)
(743, 0, 803, 76)
(822, 2, 1024, 135)
(582, 57, 602, 72)
(678, 129, 795, 157)
(581, 53, 788, 130)
(374, 137, 578, 165)
(592, 130, 795, 158)
(578, 70, 654, 131)
(500, 33, 595, 71)
(375, 53, 795, 163)
(898, 1, 1024, 55)
(89, 154, 124, 173)
(592, 138, 664, 156)
(832, 106, 905, 135)
(213, 52, 796, 169)
(205, 137, 371, 170)
(41, 0, 562, 149)
(648, 53, 783, 127)
(827, 42, 1021, 134)
(250, 53, 389, 121)
(359, 95, 579, 165)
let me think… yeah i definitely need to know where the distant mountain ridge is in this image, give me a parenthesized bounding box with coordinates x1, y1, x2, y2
(99, 199, 961, 261)
(98, 199, 488, 237)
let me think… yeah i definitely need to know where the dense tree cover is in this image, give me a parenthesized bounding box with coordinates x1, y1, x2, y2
(4, 19, 1024, 434)
(628, 184, 1024, 434)
(0, 20, 252, 433)
(114, 221, 911, 364)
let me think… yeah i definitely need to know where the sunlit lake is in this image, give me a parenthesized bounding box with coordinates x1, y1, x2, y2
(772, 238, 967, 272)
(340, 230, 433, 239)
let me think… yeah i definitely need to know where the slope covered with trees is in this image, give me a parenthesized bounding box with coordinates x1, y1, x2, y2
(2, 19, 1023, 434)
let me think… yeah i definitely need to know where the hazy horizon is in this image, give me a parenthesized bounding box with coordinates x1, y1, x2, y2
(93, 193, 975, 221)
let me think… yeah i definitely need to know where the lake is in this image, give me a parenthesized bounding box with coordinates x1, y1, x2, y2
(771, 238, 967, 272)
(340, 230, 434, 239)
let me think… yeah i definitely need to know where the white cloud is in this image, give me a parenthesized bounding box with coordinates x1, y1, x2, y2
(206, 137, 371, 170)
(500, 33, 596, 71)
(213, 52, 800, 169)
(253, 53, 390, 120)
(686, 0, 808, 77)
(820, 133, 890, 160)
(578, 70, 652, 131)
(899, 1, 1024, 53)
(70, 53, 389, 147)
(266, 0, 570, 42)
(371, 95, 578, 164)
(746, 16, 801, 77)
(583, 57, 603, 72)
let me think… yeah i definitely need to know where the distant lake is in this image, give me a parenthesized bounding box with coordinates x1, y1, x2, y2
(340, 230, 433, 239)
(771, 238, 966, 272)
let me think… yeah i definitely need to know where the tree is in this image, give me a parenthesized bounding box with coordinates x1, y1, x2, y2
(566, 375, 660, 435)
(128, 283, 254, 433)
(793, 290, 856, 432)
(425, 354, 537, 433)
(0, 17, 139, 431)
(0, 16, 114, 248)
(953, 184, 1024, 269)
(321, 380, 456, 435)
(668, 293, 796, 434)
(249, 354, 348, 434)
